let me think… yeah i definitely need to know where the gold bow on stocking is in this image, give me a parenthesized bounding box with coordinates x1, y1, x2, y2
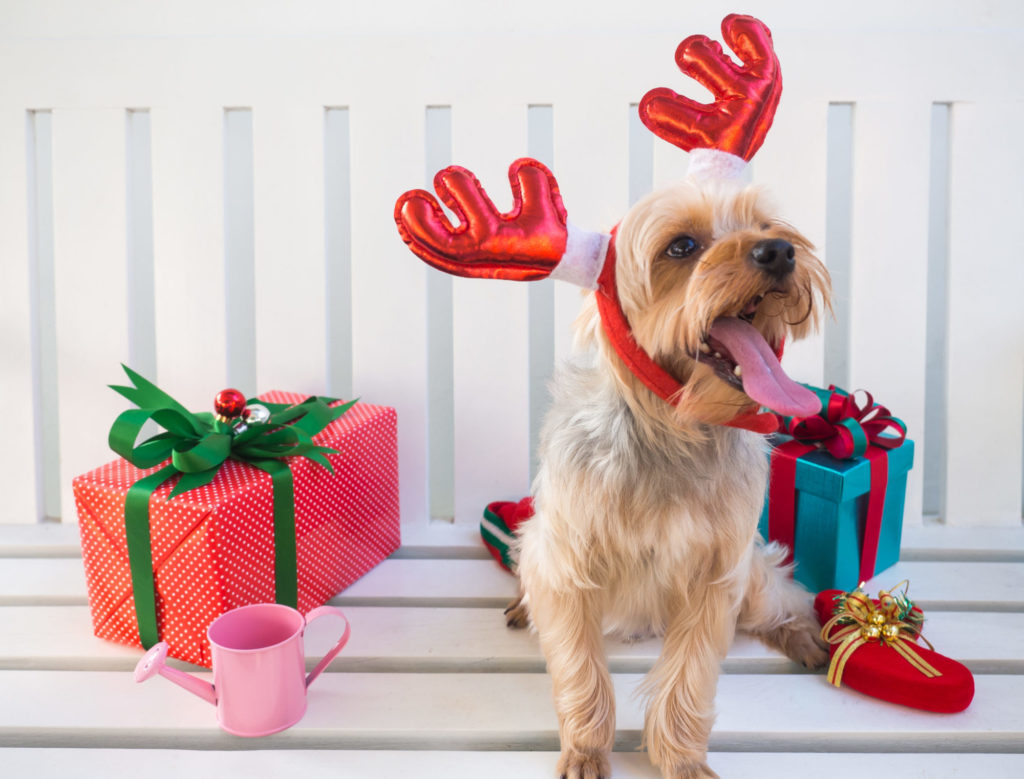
(820, 581, 941, 687)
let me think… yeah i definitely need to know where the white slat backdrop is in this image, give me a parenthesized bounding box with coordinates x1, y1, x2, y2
(1, 1, 1022, 529)
(2, 2, 1020, 533)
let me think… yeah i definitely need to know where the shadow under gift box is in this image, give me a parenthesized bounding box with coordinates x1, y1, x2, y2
(758, 436, 915, 593)
(72, 392, 399, 667)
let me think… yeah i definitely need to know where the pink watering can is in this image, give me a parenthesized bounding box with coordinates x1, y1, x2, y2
(134, 603, 350, 737)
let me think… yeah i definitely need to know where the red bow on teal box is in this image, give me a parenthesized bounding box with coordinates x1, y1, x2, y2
(759, 385, 913, 592)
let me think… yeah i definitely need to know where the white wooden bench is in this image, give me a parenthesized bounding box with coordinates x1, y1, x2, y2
(2, 1, 1022, 776)
(2, 524, 1023, 776)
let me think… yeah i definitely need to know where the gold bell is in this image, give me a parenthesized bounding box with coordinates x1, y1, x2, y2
(881, 623, 901, 642)
(870, 611, 886, 626)
(862, 624, 882, 640)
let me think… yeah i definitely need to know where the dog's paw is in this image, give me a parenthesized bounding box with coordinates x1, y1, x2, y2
(504, 595, 530, 629)
(556, 751, 610, 779)
(664, 758, 719, 779)
(777, 615, 828, 670)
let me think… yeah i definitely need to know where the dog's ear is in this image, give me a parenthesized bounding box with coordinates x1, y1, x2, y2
(638, 14, 782, 179)
(395, 158, 610, 290)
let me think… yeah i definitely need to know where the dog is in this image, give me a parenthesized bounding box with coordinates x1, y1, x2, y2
(506, 177, 832, 779)
(392, 15, 832, 777)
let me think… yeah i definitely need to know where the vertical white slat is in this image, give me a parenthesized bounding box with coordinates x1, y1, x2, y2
(848, 101, 931, 527)
(223, 108, 256, 395)
(325, 107, 354, 401)
(25, 111, 61, 523)
(125, 110, 157, 383)
(652, 139, 690, 193)
(252, 104, 327, 394)
(945, 101, 1024, 526)
(526, 105, 555, 486)
(923, 103, 952, 518)
(753, 98, 829, 387)
(552, 98, 630, 367)
(50, 109, 130, 522)
(0, 110, 37, 523)
(451, 101, 530, 523)
(823, 103, 855, 391)
(424, 106, 455, 520)
(150, 105, 227, 410)
(628, 103, 654, 208)
(349, 99, 428, 526)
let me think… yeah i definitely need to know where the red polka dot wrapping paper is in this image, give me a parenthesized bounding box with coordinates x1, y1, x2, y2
(72, 393, 400, 667)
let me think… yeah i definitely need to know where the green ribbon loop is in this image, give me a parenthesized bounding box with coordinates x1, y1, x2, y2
(108, 364, 356, 649)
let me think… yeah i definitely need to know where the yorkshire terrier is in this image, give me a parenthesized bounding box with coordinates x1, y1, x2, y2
(394, 14, 832, 778)
(507, 177, 831, 779)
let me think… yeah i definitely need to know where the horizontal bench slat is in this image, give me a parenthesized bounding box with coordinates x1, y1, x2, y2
(0, 671, 1019, 752)
(4, 605, 1022, 674)
(2, 556, 1022, 610)
(3, 749, 1023, 778)
(2, 523, 1023, 561)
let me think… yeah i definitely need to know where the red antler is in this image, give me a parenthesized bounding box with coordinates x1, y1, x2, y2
(638, 14, 781, 161)
(394, 158, 568, 281)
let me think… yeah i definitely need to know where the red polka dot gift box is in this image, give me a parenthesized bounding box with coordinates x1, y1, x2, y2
(73, 389, 399, 667)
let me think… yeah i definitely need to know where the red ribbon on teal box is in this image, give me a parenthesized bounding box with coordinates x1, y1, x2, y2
(760, 385, 911, 590)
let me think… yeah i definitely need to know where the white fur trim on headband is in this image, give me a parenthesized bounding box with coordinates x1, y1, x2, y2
(687, 148, 748, 182)
(549, 224, 610, 290)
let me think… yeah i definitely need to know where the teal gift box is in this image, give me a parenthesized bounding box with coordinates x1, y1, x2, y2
(757, 386, 914, 593)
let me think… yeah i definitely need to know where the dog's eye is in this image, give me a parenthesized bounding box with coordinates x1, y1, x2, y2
(665, 235, 699, 259)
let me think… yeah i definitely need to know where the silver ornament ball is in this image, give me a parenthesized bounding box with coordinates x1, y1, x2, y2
(244, 404, 271, 425)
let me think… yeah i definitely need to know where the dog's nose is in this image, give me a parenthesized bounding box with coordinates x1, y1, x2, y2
(749, 239, 795, 279)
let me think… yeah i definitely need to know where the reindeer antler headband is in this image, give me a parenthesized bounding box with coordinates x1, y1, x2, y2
(395, 15, 807, 429)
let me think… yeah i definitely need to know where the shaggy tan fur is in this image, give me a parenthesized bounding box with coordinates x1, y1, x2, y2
(511, 179, 832, 778)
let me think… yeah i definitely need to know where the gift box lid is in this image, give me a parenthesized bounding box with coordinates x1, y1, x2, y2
(775, 436, 914, 503)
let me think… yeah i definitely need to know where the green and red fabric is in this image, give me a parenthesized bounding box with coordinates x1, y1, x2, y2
(815, 584, 974, 713)
(107, 364, 354, 649)
(481, 497, 534, 572)
(768, 385, 906, 580)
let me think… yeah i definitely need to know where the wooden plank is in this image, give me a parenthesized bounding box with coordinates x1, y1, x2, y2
(3, 523, 1024, 561)
(2, 557, 1023, 610)
(149, 104, 228, 410)
(848, 100, 932, 528)
(946, 101, 1024, 526)
(3, 604, 1021, 675)
(900, 526, 1024, 562)
(3, 749, 1022, 779)
(753, 98, 829, 388)
(450, 101, 531, 524)
(50, 109, 130, 523)
(348, 97, 428, 528)
(551, 97, 629, 366)
(0, 671, 1019, 751)
(0, 108, 37, 524)
(252, 103, 327, 394)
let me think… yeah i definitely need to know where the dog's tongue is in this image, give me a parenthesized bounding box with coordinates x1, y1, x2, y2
(709, 317, 821, 417)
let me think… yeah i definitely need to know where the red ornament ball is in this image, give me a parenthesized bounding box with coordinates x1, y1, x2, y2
(214, 388, 247, 419)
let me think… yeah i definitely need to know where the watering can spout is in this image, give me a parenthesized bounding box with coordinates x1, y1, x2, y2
(134, 643, 217, 705)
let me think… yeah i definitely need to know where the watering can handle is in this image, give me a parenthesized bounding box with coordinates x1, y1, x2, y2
(304, 606, 351, 688)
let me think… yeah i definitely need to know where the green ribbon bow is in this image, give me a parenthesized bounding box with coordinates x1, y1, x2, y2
(108, 364, 355, 649)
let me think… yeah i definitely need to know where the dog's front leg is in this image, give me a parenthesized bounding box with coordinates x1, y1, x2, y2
(529, 584, 614, 779)
(737, 541, 827, 669)
(642, 583, 735, 779)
